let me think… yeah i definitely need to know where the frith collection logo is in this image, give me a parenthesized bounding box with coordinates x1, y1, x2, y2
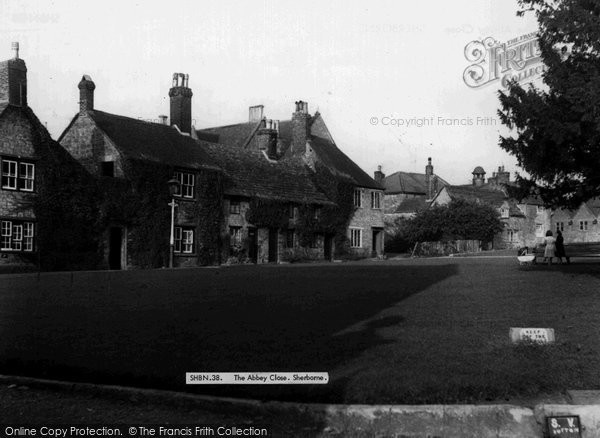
(463, 32, 548, 89)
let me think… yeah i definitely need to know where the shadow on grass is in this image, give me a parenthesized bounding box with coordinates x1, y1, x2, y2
(0, 263, 458, 405)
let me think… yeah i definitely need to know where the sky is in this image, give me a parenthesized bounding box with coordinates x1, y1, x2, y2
(0, 0, 541, 185)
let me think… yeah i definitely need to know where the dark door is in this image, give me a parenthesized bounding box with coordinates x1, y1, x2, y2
(248, 227, 258, 263)
(108, 227, 122, 270)
(268, 228, 278, 263)
(324, 234, 333, 261)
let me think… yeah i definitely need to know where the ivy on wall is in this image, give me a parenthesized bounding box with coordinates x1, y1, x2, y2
(245, 198, 290, 229)
(99, 159, 173, 269)
(28, 136, 102, 271)
(192, 170, 224, 266)
(309, 162, 357, 254)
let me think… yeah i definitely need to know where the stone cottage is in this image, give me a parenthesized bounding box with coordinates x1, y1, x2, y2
(0, 43, 37, 265)
(198, 101, 386, 261)
(430, 166, 551, 248)
(380, 158, 449, 219)
(552, 198, 600, 243)
(58, 72, 384, 268)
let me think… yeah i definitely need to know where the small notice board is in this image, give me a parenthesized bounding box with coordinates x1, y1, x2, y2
(546, 415, 582, 437)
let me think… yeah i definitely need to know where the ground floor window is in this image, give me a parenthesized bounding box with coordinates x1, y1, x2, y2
(174, 226, 195, 254)
(535, 223, 544, 237)
(507, 229, 518, 242)
(350, 228, 362, 248)
(1, 219, 34, 252)
(556, 222, 564, 233)
(229, 226, 242, 245)
(286, 229, 295, 248)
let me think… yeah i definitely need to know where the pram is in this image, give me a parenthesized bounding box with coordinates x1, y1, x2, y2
(517, 246, 536, 266)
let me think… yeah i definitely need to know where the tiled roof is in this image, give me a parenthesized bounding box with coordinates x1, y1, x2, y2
(585, 197, 600, 217)
(83, 110, 220, 170)
(392, 197, 430, 214)
(307, 135, 382, 189)
(198, 115, 382, 190)
(445, 185, 507, 208)
(198, 122, 260, 148)
(383, 171, 449, 195)
(203, 143, 332, 205)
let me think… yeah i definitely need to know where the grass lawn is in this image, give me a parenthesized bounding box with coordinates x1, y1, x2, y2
(1, 258, 600, 404)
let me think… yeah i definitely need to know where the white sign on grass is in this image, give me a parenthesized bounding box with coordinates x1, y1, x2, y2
(510, 328, 555, 344)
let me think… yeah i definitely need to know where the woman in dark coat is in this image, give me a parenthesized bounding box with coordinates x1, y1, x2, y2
(555, 230, 570, 264)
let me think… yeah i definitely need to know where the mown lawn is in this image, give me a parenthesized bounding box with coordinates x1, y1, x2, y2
(1, 258, 600, 404)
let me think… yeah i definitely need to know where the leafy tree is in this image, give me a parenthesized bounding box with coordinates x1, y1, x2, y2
(403, 199, 503, 244)
(498, 0, 600, 208)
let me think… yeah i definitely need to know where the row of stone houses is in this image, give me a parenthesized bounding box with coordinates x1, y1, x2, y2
(0, 44, 385, 269)
(380, 159, 599, 249)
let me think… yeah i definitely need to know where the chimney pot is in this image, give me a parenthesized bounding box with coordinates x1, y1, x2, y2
(11, 42, 19, 59)
(169, 72, 193, 134)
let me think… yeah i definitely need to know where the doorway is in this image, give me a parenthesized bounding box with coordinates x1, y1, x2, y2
(247, 227, 258, 263)
(268, 228, 279, 263)
(108, 227, 123, 270)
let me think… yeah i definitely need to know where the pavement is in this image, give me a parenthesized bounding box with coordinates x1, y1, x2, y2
(2, 375, 600, 438)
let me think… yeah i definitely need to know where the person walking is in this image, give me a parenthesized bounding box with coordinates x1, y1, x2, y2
(555, 230, 570, 264)
(543, 230, 556, 266)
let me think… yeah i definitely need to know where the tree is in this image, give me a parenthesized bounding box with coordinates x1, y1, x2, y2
(498, 0, 600, 208)
(402, 199, 503, 244)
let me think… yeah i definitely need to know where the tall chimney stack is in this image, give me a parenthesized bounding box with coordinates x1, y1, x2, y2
(169, 72, 193, 134)
(374, 165, 385, 184)
(291, 100, 310, 155)
(425, 157, 434, 200)
(78, 75, 95, 113)
(0, 42, 27, 106)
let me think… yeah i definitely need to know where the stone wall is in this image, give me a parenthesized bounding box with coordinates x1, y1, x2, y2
(0, 107, 37, 266)
(349, 188, 385, 256)
(59, 113, 124, 177)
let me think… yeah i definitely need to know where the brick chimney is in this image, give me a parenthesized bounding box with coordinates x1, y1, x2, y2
(374, 165, 385, 184)
(425, 157, 434, 200)
(256, 118, 279, 158)
(169, 73, 193, 134)
(78, 75, 95, 113)
(0, 42, 27, 107)
(249, 105, 264, 123)
(291, 100, 310, 155)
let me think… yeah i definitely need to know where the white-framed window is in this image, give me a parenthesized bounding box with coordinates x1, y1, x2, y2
(535, 223, 544, 237)
(2, 158, 34, 192)
(353, 189, 362, 208)
(371, 191, 381, 209)
(500, 207, 509, 218)
(349, 228, 362, 248)
(537, 205, 545, 214)
(174, 226, 194, 254)
(556, 222, 564, 233)
(580, 220, 588, 231)
(174, 171, 195, 199)
(229, 226, 242, 244)
(229, 200, 241, 215)
(507, 229, 518, 242)
(1, 220, 34, 252)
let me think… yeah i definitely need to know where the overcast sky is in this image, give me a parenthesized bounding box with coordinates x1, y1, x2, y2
(1, 0, 540, 185)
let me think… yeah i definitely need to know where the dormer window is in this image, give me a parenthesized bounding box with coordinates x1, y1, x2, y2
(229, 200, 241, 215)
(500, 207, 509, 218)
(314, 207, 322, 219)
